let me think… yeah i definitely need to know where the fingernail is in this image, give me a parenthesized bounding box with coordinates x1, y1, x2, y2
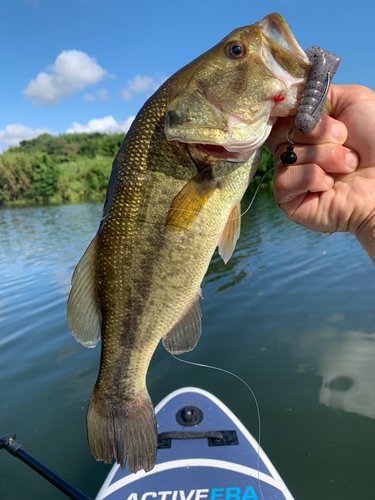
(346, 151, 359, 170)
(332, 123, 346, 141)
(325, 175, 334, 187)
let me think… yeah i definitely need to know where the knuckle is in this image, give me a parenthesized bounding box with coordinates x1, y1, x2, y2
(301, 165, 319, 185)
(273, 167, 291, 193)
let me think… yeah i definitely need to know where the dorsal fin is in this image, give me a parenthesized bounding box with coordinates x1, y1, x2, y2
(67, 236, 101, 348)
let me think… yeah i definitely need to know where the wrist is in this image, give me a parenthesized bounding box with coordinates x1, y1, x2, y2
(355, 208, 375, 266)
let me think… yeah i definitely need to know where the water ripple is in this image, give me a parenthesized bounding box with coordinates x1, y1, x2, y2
(1, 198, 375, 500)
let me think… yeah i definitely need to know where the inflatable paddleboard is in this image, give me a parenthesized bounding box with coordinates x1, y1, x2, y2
(96, 387, 294, 500)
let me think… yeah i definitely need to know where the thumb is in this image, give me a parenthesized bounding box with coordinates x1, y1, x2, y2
(329, 85, 375, 168)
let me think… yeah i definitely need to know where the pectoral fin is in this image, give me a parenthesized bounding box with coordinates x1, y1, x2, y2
(162, 292, 202, 354)
(218, 201, 241, 264)
(67, 235, 101, 348)
(165, 172, 218, 230)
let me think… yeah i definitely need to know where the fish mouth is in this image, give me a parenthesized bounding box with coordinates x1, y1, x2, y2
(193, 144, 244, 161)
(186, 113, 276, 164)
(169, 105, 276, 164)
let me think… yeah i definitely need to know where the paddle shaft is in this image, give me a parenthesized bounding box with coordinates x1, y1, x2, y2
(0, 434, 91, 500)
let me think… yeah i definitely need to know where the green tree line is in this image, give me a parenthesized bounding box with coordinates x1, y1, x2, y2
(0, 132, 274, 208)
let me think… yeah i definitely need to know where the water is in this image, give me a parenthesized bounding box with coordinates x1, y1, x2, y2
(1, 195, 375, 500)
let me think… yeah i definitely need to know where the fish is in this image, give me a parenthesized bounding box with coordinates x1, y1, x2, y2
(67, 13, 312, 473)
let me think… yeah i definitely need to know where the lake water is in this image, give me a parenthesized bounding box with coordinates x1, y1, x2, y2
(1, 194, 375, 500)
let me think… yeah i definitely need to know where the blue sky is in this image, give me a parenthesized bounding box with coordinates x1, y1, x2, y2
(1, 0, 374, 151)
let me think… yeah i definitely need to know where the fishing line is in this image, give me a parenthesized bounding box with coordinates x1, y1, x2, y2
(229, 166, 274, 221)
(171, 354, 266, 500)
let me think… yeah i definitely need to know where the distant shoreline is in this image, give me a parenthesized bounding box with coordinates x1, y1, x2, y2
(0, 133, 274, 210)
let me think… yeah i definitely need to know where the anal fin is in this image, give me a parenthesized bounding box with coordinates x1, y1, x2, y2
(162, 292, 202, 354)
(218, 201, 241, 264)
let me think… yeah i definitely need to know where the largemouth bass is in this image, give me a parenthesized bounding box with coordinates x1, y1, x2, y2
(67, 13, 311, 473)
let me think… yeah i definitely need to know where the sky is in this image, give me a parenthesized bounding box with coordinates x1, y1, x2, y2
(0, 0, 374, 151)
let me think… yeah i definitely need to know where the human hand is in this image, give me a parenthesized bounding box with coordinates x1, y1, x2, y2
(267, 85, 375, 264)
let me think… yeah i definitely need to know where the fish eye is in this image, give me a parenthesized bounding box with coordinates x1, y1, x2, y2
(225, 41, 245, 59)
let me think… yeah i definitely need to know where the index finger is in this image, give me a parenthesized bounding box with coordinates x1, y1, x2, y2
(266, 113, 348, 155)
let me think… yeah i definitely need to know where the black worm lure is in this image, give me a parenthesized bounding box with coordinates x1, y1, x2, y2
(281, 46, 341, 165)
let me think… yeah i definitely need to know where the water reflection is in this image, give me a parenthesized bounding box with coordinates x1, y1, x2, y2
(290, 327, 375, 419)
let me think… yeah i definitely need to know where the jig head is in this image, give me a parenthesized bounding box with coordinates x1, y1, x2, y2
(280, 128, 297, 165)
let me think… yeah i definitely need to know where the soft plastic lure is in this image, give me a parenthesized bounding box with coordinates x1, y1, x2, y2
(281, 46, 341, 165)
(296, 46, 341, 134)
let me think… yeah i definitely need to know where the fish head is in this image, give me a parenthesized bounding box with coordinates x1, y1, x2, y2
(165, 13, 311, 162)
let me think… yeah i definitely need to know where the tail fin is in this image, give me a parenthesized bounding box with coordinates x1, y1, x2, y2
(87, 388, 158, 473)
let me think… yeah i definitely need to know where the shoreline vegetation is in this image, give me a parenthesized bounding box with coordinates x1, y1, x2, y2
(0, 133, 275, 209)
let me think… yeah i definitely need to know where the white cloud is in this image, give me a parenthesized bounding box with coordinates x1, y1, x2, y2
(0, 124, 52, 152)
(127, 75, 155, 93)
(66, 115, 135, 134)
(121, 74, 166, 101)
(97, 89, 108, 101)
(24, 50, 113, 107)
(121, 89, 133, 102)
(83, 88, 108, 102)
